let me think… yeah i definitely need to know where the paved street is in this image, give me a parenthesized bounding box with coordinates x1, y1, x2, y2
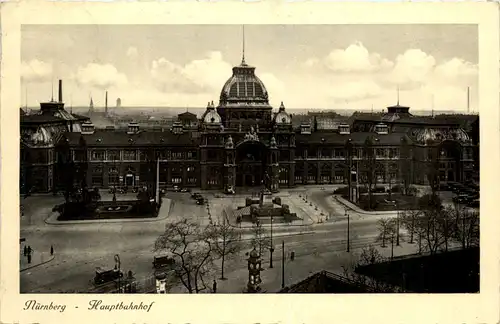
(19, 187, 443, 293)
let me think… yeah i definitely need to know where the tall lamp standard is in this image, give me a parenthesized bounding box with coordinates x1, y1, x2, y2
(269, 210, 274, 269)
(396, 206, 400, 246)
(345, 208, 350, 252)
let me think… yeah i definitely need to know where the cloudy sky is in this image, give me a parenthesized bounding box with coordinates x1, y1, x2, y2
(21, 24, 478, 112)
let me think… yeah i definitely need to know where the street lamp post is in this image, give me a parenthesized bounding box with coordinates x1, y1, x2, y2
(345, 209, 350, 252)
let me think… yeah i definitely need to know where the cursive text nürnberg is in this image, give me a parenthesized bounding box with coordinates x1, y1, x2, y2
(88, 300, 155, 312)
(23, 300, 66, 312)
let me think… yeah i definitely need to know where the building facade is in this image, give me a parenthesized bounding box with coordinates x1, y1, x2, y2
(21, 61, 479, 194)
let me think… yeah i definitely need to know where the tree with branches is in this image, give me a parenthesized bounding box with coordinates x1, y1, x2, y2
(447, 205, 479, 249)
(154, 219, 217, 293)
(212, 211, 242, 280)
(250, 220, 271, 257)
(340, 246, 396, 292)
(375, 218, 394, 248)
(417, 209, 443, 255)
(400, 209, 421, 244)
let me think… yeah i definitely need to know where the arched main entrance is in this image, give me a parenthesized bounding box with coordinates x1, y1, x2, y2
(236, 141, 267, 187)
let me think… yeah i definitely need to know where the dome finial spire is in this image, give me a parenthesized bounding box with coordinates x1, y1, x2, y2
(241, 25, 246, 65)
(397, 85, 400, 105)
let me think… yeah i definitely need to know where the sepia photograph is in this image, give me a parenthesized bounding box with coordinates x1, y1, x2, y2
(18, 23, 481, 295)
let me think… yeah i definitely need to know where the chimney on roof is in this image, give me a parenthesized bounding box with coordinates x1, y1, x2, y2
(58, 80, 63, 103)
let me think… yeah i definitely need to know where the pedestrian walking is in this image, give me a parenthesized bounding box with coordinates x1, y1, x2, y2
(212, 279, 217, 293)
(23, 246, 27, 256)
(27, 253, 32, 264)
(27, 246, 32, 255)
(50, 245, 54, 256)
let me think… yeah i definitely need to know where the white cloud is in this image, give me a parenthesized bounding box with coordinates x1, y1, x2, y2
(150, 51, 232, 95)
(300, 43, 477, 110)
(126, 47, 138, 59)
(74, 63, 128, 90)
(260, 72, 286, 105)
(323, 42, 393, 73)
(389, 49, 436, 86)
(21, 59, 53, 82)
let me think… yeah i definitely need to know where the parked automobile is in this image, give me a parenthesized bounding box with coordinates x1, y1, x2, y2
(437, 183, 451, 191)
(94, 267, 123, 285)
(180, 188, 191, 193)
(172, 186, 181, 192)
(191, 193, 202, 199)
(152, 255, 175, 269)
(453, 194, 471, 204)
(196, 197, 206, 205)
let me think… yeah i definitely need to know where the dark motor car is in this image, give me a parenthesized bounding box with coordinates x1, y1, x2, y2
(94, 267, 124, 285)
(152, 255, 175, 269)
(191, 193, 202, 199)
(196, 197, 206, 205)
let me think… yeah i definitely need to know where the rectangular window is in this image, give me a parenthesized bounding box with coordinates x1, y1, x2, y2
(172, 177, 182, 184)
(108, 150, 120, 161)
(295, 175, 302, 182)
(123, 150, 137, 161)
(91, 150, 105, 161)
(188, 177, 197, 184)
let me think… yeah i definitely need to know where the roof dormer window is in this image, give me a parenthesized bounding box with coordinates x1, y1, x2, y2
(375, 123, 388, 135)
(339, 123, 350, 135)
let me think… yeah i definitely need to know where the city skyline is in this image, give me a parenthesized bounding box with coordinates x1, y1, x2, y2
(21, 24, 478, 112)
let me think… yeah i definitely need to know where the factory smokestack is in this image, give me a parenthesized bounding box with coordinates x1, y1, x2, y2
(105, 91, 108, 115)
(58, 80, 63, 103)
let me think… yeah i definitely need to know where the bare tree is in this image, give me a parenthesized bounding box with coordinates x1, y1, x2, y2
(418, 209, 443, 255)
(375, 218, 393, 248)
(448, 205, 479, 249)
(250, 220, 271, 256)
(212, 211, 243, 280)
(400, 209, 421, 244)
(154, 219, 216, 293)
(340, 246, 396, 292)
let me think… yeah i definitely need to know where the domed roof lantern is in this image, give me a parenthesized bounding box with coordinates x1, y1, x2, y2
(279, 101, 285, 112)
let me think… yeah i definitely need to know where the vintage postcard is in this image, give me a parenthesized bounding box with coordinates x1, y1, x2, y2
(1, 2, 499, 324)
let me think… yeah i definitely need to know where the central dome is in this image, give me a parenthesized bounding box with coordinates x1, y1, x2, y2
(219, 62, 269, 107)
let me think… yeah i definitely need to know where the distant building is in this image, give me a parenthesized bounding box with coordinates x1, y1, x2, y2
(116, 98, 121, 108)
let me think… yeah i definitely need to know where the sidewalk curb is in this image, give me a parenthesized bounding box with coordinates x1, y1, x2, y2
(333, 195, 405, 215)
(44, 199, 172, 225)
(20, 254, 55, 272)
